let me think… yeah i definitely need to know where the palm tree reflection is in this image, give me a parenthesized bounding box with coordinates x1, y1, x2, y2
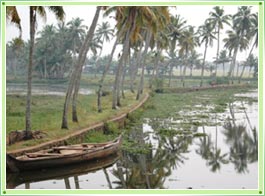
(222, 102, 258, 173)
(112, 118, 193, 188)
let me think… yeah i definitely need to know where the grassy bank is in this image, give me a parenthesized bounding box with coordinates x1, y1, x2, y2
(142, 85, 257, 119)
(6, 92, 140, 151)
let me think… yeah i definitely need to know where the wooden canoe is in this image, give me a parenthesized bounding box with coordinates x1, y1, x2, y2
(7, 135, 122, 172)
(7, 153, 120, 189)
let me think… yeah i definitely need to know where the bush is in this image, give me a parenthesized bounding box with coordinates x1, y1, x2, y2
(153, 78, 164, 93)
(103, 121, 118, 135)
(208, 77, 229, 85)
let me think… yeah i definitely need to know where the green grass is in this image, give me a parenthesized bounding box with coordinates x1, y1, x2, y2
(6, 91, 140, 151)
(142, 85, 256, 119)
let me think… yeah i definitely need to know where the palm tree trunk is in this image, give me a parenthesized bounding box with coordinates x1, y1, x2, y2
(94, 37, 105, 78)
(72, 65, 82, 122)
(238, 42, 255, 83)
(200, 41, 208, 87)
(182, 64, 187, 87)
(223, 62, 225, 77)
(149, 46, 160, 89)
(97, 37, 118, 112)
(215, 27, 220, 78)
(25, 7, 36, 136)
(228, 48, 238, 85)
(131, 45, 143, 91)
(112, 30, 130, 109)
(121, 56, 128, 99)
(136, 30, 152, 100)
(112, 14, 137, 109)
(168, 62, 174, 87)
(62, 7, 101, 128)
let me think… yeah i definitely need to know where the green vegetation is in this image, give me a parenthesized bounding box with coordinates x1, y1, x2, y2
(6, 92, 139, 151)
(142, 86, 255, 119)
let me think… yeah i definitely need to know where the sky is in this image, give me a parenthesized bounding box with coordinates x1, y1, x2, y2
(6, 5, 258, 61)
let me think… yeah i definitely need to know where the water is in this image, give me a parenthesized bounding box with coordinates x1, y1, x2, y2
(7, 90, 258, 189)
(6, 84, 94, 96)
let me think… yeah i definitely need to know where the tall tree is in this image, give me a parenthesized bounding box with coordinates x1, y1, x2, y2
(208, 6, 231, 77)
(94, 21, 114, 77)
(67, 17, 87, 68)
(215, 50, 231, 77)
(104, 6, 169, 108)
(238, 12, 257, 83)
(198, 21, 216, 87)
(223, 30, 249, 84)
(178, 26, 198, 87)
(62, 7, 101, 128)
(7, 6, 65, 136)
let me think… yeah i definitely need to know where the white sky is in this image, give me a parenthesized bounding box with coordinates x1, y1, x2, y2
(6, 5, 258, 61)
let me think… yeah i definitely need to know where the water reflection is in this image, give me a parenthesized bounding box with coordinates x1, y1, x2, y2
(7, 154, 119, 189)
(7, 91, 258, 189)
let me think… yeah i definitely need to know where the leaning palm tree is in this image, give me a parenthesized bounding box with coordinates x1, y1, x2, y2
(105, 6, 170, 108)
(208, 6, 231, 77)
(62, 7, 101, 128)
(7, 6, 65, 136)
(198, 20, 216, 87)
(223, 30, 249, 84)
(178, 26, 198, 87)
(238, 12, 258, 83)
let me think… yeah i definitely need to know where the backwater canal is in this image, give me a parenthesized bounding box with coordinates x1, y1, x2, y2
(7, 88, 258, 189)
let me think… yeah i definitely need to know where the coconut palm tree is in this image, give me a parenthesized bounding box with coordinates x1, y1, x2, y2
(104, 6, 170, 108)
(178, 26, 198, 87)
(168, 14, 187, 55)
(208, 6, 231, 76)
(7, 38, 24, 78)
(7, 6, 65, 136)
(67, 17, 87, 66)
(187, 50, 201, 77)
(149, 29, 170, 89)
(223, 30, 249, 84)
(238, 12, 258, 83)
(215, 50, 231, 77)
(62, 6, 101, 128)
(198, 21, 216, 87)
(94, 21, 114, 77)
(6, 6, 22, 38)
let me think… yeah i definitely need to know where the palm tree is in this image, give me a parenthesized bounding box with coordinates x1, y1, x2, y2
(8, 38, 24, 78)
(6, 6, 22, 38)
(94, 21, 114, 77)
(149, 28, 170, 89)
(179, 26, 198, 87)
(215, 50, 231, 77)
(36, 24, 57, 78)
(198, 21, 216, 87)
(238, 12, 258, 83)
(7, 6, 65, 136)
(67, 17, 87, 67)
(245, 54, 258, 78)
(62, 7, 101, 128)
(223, 30, 249, 84)
(105, 6, 170, 108)
(168, 14, 187, 56)
(208, 6, 231, 77)
(187, 50, 201, 77)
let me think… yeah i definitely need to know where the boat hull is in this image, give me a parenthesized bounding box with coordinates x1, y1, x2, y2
(7, 136, 122, 172)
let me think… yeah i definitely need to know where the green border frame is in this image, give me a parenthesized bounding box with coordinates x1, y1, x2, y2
(1, 1, 264, 195)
